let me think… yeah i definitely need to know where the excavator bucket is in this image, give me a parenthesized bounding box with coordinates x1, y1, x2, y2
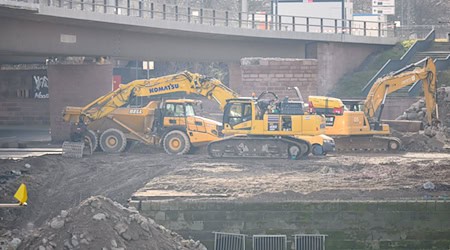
(14, 183, 28, 206)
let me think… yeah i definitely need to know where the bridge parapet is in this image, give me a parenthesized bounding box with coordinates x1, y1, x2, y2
(2, 0, 396, 39)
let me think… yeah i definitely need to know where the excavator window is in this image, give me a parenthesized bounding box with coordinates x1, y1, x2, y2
(224, 102, 252, 126)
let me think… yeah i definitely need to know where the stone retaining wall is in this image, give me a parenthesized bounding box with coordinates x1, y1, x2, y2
(131, 199, 450, 250)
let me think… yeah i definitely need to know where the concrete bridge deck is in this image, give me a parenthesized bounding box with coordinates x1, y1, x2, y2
(0, 0, 398, 62)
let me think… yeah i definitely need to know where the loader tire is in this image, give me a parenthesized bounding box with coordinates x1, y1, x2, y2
(163, 130, 191, 155)
(99, 128, 127, 153)
(84, 129, 98, 153)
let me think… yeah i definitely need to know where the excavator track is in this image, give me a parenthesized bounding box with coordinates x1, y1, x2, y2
(207, 135, 311, 160)
(334, 135, 402, 152)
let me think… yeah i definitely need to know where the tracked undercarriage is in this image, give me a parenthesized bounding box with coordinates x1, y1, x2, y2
(207, 135, 311, 159)
(333, 135, 402, 152)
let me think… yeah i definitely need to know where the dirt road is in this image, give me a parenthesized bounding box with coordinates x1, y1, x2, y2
(1, 148, 449, 234)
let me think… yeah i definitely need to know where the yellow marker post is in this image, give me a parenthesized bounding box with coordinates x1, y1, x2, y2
(0, 183, 28, 208)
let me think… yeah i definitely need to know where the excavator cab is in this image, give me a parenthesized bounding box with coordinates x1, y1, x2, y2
(222, 98, 254, 131)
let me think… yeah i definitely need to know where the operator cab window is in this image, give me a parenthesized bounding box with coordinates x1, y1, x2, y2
(225, 103, 252, 126)
(185, 104, 195, 117)
(165, 103, 185, 117)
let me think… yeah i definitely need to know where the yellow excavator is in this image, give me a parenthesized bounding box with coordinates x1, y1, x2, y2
(63, 71, 239, 155)
(208, 89, 335, 159)
(63, 71, 334, 158)
(308, 57, 438, 151)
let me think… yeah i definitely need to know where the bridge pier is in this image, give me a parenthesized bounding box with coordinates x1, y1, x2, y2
(316, 42, 384, 95)
(48, 63, 112, 142)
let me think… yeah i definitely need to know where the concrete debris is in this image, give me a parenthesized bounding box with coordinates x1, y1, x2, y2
(8, 237, 22, 250)
(21, 196, 206, 250)
(10, 170, 21, 176)
(60, 210, 68, 218)
(49, 218, 65, 230)
(93, 213, 107, 221)
(423, 181, 436, 190)
(24, 163, 31, 169)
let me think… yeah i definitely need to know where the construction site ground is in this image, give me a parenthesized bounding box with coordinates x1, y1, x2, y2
(1, 145, 449, 236)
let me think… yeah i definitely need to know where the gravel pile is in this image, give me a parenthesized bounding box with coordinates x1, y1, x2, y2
(18, 196, 206, 250)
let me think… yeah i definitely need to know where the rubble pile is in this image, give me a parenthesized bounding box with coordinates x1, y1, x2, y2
(20, 196, 206, 250)
(394, 87, 450, 151)
(391, 130, 447, 152)
(396, 87, 450, 128)
(395, 99, 429, 125)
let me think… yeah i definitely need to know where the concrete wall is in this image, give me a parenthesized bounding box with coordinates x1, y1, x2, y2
(0, 99, 49, 126)
(0, 69, 50, 126)
(235, 58, 318, 98)
(48, 64, 113, 142)
(132, 199, 450, 250)
(317, 42, 383, 95)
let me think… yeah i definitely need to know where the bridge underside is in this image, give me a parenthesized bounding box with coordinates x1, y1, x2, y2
(0, 15, 308, 63)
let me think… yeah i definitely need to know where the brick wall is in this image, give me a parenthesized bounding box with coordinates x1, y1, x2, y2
(0, 69, 50, 126)
(132, 199, 450, 250)
(48, 64, 113, 142)
(0, 98, 49, 126)
(235, 58, 319, 99)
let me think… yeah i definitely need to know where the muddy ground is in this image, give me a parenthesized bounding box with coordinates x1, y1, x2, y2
(1, 146, 449, 237)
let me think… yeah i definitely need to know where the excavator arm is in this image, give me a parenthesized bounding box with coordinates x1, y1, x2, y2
(364, 57, 437, 126)
(63, 71, 239, 124)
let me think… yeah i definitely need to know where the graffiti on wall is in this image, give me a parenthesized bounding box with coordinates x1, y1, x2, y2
(33, 75, 49, 99)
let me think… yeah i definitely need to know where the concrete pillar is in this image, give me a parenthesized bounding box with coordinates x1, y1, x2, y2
(316, 42, 383, 96)
(48, 63, 113, 142)
(228, 61, 242, 93)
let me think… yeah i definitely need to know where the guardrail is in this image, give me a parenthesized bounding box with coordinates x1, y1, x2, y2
(362, 29, 435, 96)
(1, 0, 391, 38)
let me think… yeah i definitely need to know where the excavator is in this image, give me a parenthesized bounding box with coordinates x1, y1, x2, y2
(63, 71, 334, 158)
(307, 57, 438, 151)
(63, 71, 239, 155)
(208, 89, 335, 159)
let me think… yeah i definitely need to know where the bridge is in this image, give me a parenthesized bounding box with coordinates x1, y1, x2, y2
(0, 0, 398, 63)
(0, 0, 403, 142)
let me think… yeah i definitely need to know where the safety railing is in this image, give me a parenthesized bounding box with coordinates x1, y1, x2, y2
(294, 234, 327, 250)
(213, 232, 328, 250)
(214, 232, 246, 250)
(362, 29, 436, 96)
(2, 0, 391, 38)
(253, 235, 287, 250)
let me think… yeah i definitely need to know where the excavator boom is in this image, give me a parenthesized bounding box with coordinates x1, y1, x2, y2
(63, 71, 239, 124)
(364, 57, 437, 126)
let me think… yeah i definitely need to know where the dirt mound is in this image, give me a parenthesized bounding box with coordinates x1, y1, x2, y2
(390, 129, 447, 152)
(20, 196, 206, 250)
